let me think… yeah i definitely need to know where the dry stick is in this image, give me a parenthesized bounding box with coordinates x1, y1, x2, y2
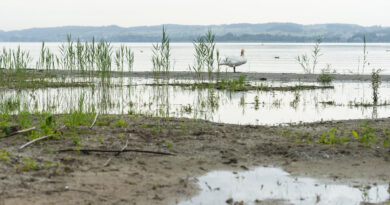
(104, 140, 129, 167)
(2, 127, 36, 138)
(19, 135, 53, 150)
(115, 140, 129, 156)
(18, 125, 66, 150)
(89, 113, 99, 129)
(57, 148, 175, 156)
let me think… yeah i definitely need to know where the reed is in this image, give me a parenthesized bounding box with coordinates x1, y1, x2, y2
(362, 35, 368, 74)
(36, 42, 56, 71)
(115, 45, 126, 72)
(190, 29, 219, 82)
(125, 47, 135, 72)
(152, 26, 171, 80)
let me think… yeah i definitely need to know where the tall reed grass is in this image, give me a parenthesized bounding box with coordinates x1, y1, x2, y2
(152, 26, 171, 80)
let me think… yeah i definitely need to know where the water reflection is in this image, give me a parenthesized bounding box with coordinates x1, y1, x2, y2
(1, 80, 390, 125)
(179, 167, 390, 205)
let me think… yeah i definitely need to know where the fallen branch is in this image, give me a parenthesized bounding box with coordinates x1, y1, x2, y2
(57, 148, 175, 156)
(19, 135, 53, 150)
(89, 113, 99, 129)
(19, 125, 66, 150)
(2, 127, 36, 138)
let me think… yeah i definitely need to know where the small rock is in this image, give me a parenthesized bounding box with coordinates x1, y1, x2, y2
(226, 198, 233, 204)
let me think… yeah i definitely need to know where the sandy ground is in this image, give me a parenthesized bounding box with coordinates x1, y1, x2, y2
(0, 115, 389, 205)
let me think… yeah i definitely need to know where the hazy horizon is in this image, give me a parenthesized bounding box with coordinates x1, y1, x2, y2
(1, 22, 390, 32)
(1, 0, 389, 31)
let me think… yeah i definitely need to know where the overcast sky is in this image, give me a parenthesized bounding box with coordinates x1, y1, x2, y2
(1, 0, 389, 31)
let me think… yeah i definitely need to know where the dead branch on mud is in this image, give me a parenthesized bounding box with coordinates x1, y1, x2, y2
(2, 127, 36, 138)
(57, 148, 175, 156)
(19, 135, 53, 150)
(19, 125, 66, 150)
(89, 113, 99, 129)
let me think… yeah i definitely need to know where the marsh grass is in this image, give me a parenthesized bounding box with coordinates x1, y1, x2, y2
(190, 29, 220, 82)
(152, 26, 171, 81)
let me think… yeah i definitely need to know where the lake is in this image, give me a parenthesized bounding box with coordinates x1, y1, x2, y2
(1, 42, 390, 74)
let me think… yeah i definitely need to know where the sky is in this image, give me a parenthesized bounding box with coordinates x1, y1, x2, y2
(1, 0, 389, 31)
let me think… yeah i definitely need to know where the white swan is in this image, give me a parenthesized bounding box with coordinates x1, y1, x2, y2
(220, 49, 247, 73)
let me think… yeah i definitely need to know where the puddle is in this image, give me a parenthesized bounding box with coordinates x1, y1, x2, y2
(179, 167, 389, 205)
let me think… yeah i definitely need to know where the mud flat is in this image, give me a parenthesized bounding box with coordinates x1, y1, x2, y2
(1, 115, 389, 204)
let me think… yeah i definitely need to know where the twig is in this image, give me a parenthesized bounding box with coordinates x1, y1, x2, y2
(115, 140, 129, 156)
(57, 148, 175, 156)
(104, 140, 129, 167)
(2, 127, 36, 138)
(19, 135, 53, 150)
(102, 158, 112, 167)
(89, 113, 99, 129)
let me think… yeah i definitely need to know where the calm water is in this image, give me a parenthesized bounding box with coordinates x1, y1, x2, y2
(179, 167, 390, 205)
(1, 42, 390, 74)
(1, 79, 390, 125)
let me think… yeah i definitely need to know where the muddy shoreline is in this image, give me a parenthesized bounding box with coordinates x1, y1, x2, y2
(1, 115, 389, 204)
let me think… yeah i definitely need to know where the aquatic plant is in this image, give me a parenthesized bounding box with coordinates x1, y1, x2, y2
(36, 42, 56, 71)
(0, 46, 32, 71)
(125, 47, 135, 72)
(115, 45, 126, 72)
(362, 35, 368, 74)
(317, 64, 334, 84)
(296, 37, 322, 74)
(152, 26, 171, 80)
(371, 68, 381, 105)
(190, 29, 220, 82)
(96, 39, 113, 75)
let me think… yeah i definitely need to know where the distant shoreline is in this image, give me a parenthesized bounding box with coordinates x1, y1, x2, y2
(1, 23, 390, 43)
(2, 41, 390, 43)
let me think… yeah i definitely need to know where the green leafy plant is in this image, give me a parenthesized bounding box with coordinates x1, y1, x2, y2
(317, 128, 348, 145)
(358, 121, 377, 145)
(0, 149, 10, 163)
(115, 120, 125, 128)
(317, 64, 334, 84)
(17, 157, 38, 171)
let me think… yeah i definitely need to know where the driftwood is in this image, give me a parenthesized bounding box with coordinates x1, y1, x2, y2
(103, 140, 129, 167)
(2, 127, 36, 138)
(18, 125, 66, 150)
(57, 148, 175, 156)
(19, 135, 53, 150)
(89, 113, 99, 129)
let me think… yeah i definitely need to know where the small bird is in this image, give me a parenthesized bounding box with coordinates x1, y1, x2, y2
(220, 49, 247, 73)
